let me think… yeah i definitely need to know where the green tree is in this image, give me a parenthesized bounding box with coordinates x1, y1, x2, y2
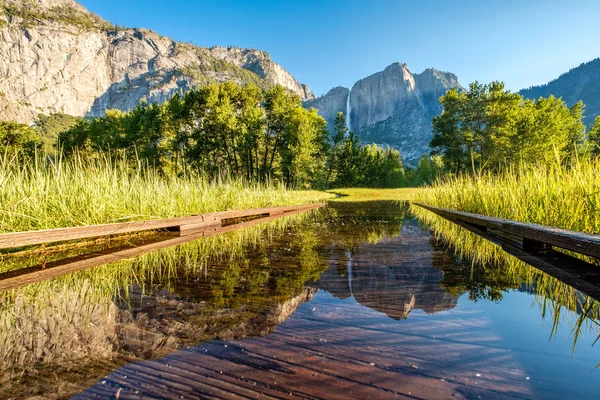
(588, 115, 600, 157)
(0, 120, 41, 156)
(33, 113, 83, 152)
(325, 112, 348, 188)
(431, 81, 586, 172)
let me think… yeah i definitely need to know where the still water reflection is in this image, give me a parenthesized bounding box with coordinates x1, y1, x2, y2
(1, 201, 599, 399)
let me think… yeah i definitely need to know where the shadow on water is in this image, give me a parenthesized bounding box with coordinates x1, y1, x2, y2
(1, 201, 599, 399)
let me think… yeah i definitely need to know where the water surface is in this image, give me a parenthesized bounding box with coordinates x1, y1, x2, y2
(1, 201, 599, 399)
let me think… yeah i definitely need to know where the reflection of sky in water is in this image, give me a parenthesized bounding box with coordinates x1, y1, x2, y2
(305, 288, 599, 399)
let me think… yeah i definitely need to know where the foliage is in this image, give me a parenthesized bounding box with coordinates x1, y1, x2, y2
(431, 81, 586, 173)
(33, 113, 83, 152)
(588, 115, 600, 157)
(0, 152, 333, 234)
(57, 82, 405, 189)
(1, 3, 118, 31)
(177, 58, 269, 90)
(327, 112, 405, 188)
(0, 120, 41, 156)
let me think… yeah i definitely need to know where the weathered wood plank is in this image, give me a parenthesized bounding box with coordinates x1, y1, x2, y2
(441, 213, 600, 301)
(0, 206, 320, 292)
(0, 204, 324, 251)
(413, 203, 600, 259)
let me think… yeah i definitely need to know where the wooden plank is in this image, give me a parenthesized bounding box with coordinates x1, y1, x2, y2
(0, 206, 321, 292)
(413, 203, 600, 259)
(441, 213, 600, 301)
(0, 204, 324, 251)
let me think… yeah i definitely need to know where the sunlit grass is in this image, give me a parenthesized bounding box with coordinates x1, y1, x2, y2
(0, 152, 334, 234)
(412, 158, 600, 234)
(328, 187, 427, 202)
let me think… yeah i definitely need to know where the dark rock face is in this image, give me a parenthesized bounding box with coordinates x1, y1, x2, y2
(519, 57, 600, 127)
(305, 63, 461, 166)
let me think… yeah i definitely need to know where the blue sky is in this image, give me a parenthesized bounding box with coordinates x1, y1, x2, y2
(79, 0, 600, 97)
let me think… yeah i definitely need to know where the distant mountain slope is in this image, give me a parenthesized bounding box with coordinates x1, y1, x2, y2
(519, 58, 600, 126)
(304, 63, 460, 165)
(0, 0, 314, 123)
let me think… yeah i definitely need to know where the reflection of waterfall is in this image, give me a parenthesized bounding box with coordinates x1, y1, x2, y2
(346, 250, 354, 297)
(346, 90, 351, 132)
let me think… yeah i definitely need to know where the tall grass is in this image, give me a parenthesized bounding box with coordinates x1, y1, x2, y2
(0, 150, 333, 376)
(413, 157, 600, 233)
(0, 152, 333, 233)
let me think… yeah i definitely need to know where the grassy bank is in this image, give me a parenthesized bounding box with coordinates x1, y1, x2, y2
(0, 153, 334, 234)
(411, 157, 600, 272)
(410, 159, 600, 349)
(412, 158, 600, 234)
(328, 187, 426, 201)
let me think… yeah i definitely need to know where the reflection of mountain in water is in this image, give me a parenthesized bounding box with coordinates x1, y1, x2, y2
(115, 285, 316, 359)
(313, 219, 459, 320)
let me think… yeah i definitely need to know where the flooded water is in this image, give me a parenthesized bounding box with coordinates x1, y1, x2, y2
(1, 201, 599, 399)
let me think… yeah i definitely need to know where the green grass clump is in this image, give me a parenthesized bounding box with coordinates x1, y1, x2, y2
(0, 152, 333, 234)
(413, 158, 600, 233)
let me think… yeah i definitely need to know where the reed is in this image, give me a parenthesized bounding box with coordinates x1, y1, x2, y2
(412, 157, 600, 234)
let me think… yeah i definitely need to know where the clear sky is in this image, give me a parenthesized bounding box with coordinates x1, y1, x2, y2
(78, 0, 600, 97)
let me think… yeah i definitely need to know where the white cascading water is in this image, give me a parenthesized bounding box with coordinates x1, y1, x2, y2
(346, 250, 354, 297)
(346, 90, 351, 132)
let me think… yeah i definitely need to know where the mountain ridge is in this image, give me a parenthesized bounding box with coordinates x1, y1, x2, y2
(0, 0, 315, 123)
(519, 58, 600, 126)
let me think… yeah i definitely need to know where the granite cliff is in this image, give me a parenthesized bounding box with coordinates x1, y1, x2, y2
(305, 63, 460, 165)
(0, 0, 314, 123)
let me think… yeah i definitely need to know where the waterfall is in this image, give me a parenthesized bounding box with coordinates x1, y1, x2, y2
(345, 90, 351, 132)
(346, 250, 354, 297)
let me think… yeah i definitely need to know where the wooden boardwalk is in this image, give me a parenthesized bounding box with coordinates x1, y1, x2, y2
(413, 203, 600, 300)
(0, 204, 322, 251)
(0, 204, 323, 292)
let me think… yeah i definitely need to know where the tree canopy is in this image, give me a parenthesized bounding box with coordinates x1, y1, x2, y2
(56, 82, 407, 189)
(431, 81, 586, 172)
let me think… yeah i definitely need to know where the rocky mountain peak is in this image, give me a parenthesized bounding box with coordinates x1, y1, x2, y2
(305, 62, 461, 165)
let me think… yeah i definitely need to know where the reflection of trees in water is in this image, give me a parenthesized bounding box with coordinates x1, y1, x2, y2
(0, 212, 324, 394)
(1, 202, 417, 397)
